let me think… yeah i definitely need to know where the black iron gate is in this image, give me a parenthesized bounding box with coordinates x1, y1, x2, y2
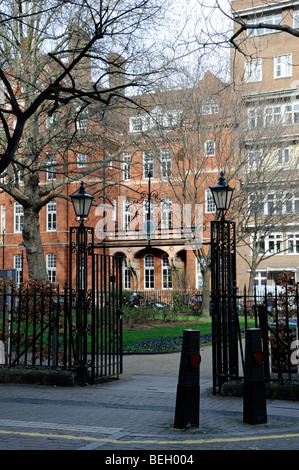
(69, 225, 123, 385)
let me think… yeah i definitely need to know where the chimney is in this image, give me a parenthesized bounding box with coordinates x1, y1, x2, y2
(109, 53, 125, 94)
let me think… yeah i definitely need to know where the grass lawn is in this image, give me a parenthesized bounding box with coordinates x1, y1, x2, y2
(122, 315, 256, 353)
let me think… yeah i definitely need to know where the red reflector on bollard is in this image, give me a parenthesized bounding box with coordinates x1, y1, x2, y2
(190, 353, 201, 368)
(254, 350, 263, 364)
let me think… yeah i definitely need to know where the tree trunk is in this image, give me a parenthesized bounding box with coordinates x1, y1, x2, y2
(22, 206, 48, 282)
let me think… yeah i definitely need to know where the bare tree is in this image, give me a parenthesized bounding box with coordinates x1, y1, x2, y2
(0, 0, 202, 280)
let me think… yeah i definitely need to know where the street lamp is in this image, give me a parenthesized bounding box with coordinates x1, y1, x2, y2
(134, 170, 160, 250)
(210, 171, 234, 219)
(70, 181, 94, 224)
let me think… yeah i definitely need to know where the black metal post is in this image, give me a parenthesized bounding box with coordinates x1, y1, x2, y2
(211, 218, 238, 394)
(174, 329, 201, 429)
(243, 328, 267, 425)
(70, 223, 94, 386)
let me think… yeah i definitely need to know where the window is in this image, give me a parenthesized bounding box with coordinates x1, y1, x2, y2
(264, 106, 282, 126)
(14, 254, 22, 285)
(130, 116, 143, 133)
(249, 193, 264, 215)
(162, 254, 172, 290)
(248, 148, 260, 166)
(202, 101, 219, 114)
(130, 109, 182, 133)
(160, 148, 172, 177)
(46, 152, 56, 180)
(144, 254, 154, 289)
(77, 153, 87, 168)
(257, 233, 283, 255)
(14, 202, 24, 233)
(268, 233, 283, 254)
(248, 108, 263, 129)
(123, 258, 131, 290)
(111, 199, 116, 222)
(76, 107, 88, 132)
(47, 200, 57, 232)
(277, 147, 289, 164)
(123, 200, 131, 232)
(274, 54, 292, 78)
(1, 205, 5, 234)
(204, 140, 215, 156)
(247, 12, 282, 36)
(46, 253, 56, 283)
(161, 198, 172, 230)
(143, 151, 154, 178)
(294, 9, 299, 28)
(254, 271, 267, 286)
(196, 258, 203, 290)
(245, 59, 262, 82)
(287, 233, 299, 254)
(123, 153, 131, 180)
(205, 189, 216, 213)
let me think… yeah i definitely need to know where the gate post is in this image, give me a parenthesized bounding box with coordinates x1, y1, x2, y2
(211, 218, 238, 393)
(70, 223, 94, 386)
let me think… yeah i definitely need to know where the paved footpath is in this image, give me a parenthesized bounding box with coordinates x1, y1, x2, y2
(0, 344, 299, 455)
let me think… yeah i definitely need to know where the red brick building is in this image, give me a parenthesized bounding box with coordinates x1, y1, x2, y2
(0, 68, 237, 302)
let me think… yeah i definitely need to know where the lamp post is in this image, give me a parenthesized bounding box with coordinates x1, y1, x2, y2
(70, 181, 94, 385)
(134, 170, 160, 250)
(210, 172, 238, 394)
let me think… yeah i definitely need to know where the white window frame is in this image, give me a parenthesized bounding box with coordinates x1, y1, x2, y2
(245, 59, 262, 82)
(14, 202, 24, 233)
(46, 152, 57, 180)
(123, 200, 131, 232)
(205, 189, 216, 214)
(77, 153, 87, 168)
(274, 54, 292, 79)
(14, 254, 22, 285)
(46, 253, 56, 283)
(277, 147, 289, 164)
(202, 101, 219, 115)
(257, 233, 283, 255)
(123, 258, 131, 290)
(247, 12, 282, 36)
(287, 233, 299, 254)
(196, 258, 203, 290)
(248, 148, 260, 166)
(123, 153, 131, 180)
(47, 200, 57, 232)
(294, 8, 299, 28)
(254, 271, 267, 286)
(204, 140, 215, 157)
(130, 116, 143, 133)
(144, 254, 154, 289)
(143, 151, 154, 178)
(160, 148, 172, 178)
(162, 254, 172, 290)
(161, 198, 172, 230)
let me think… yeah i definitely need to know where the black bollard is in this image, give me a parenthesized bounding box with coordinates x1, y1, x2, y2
(243, 328, 267, 425)
(174, 329, 200, 429)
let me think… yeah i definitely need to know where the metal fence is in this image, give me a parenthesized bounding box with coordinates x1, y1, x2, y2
(236, 282, 299, 385)
(0, 280, 122, 384)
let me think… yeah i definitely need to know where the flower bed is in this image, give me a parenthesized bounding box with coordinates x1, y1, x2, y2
(124, 332, 213, 353)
